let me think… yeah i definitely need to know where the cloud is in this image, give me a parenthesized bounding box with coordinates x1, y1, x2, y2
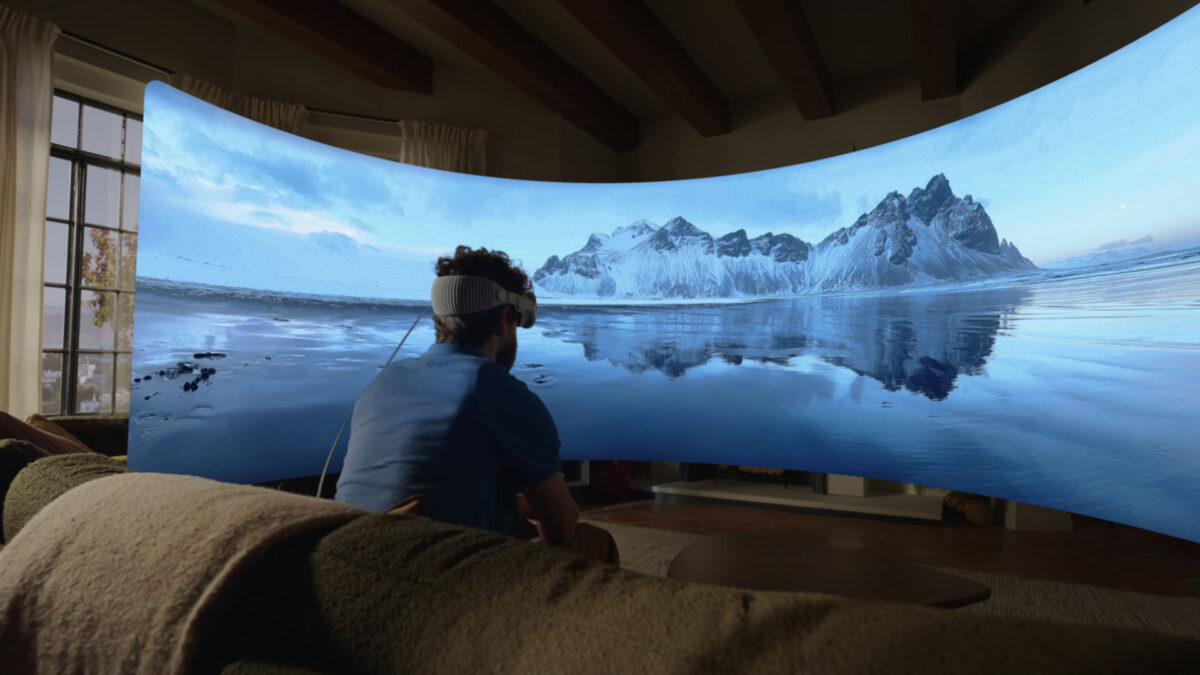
(151, 101, 399, 218)
(1098, 235, 1155, 250)
(211, 201, 371, 241)
(349, 216, 381, 233)
(309, 230, 360, 254)
(232, 185, 273, 207)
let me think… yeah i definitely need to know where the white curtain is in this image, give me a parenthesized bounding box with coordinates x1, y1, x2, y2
(397, 120, 487, 174)
(0, 6, 59, 418)
(167, 73, 307, 135)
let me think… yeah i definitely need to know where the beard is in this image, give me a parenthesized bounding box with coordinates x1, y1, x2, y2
(497, 339, 517, 372)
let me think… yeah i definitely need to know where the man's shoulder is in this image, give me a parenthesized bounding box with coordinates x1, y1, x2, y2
(390, 347, 490, 377)
(472, 359, 534, 397)
(364, 351, 486, 402)
(384, 350, 532, 399)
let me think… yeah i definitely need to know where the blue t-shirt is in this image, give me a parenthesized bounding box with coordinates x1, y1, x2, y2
(335, 342, 562, 533)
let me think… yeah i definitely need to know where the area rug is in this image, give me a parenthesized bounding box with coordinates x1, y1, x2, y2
(584, 519, 1200, 640)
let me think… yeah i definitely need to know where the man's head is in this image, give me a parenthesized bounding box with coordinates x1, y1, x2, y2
(432, 246, 534, 370)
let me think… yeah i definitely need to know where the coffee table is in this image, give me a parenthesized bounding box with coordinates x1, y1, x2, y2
(666, 532, 991, 608)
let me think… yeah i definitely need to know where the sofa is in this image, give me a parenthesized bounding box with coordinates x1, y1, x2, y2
(0, 437, 1198, 674)
(0, 412, 131, 543)
(0, 412, 130, 457)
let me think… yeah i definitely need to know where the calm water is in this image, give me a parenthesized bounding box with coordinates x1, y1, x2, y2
(130, 251, 1200, 541)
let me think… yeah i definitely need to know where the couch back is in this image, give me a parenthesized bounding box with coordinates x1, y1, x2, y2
(2, 455, 1199, 675)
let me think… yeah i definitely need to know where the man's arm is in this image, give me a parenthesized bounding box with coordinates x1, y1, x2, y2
(521, 473, 579, 546)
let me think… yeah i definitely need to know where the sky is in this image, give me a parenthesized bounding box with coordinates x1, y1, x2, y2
(139, 5, 1200, 300)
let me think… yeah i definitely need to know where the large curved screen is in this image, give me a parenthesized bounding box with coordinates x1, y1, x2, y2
(132, 7, 1200, 542)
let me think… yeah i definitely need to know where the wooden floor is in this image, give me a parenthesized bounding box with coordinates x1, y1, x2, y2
(581, 495, 1200, 598)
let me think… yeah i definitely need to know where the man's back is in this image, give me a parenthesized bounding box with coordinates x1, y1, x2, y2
(335, 342, 561, 533)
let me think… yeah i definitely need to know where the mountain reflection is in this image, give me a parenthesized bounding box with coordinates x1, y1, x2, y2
(540, 286, 1029, 400)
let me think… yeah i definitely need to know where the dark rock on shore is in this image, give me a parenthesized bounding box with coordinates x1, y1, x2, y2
(181, 367, 218, 393)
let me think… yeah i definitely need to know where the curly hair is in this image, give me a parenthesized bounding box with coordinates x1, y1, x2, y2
(433, 246, 534, 346)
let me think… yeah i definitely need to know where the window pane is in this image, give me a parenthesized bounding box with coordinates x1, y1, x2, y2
(43, 287, 65, 349)
(119, 232, 138, 291)
(78, 291, 117, 350)
(115, 354, 132, 413)
(122, 173, 139, 231)
(84, 164, 121, 227)
(42, 352, 63, 415)
(82, 226, 119, 290)
(76, 353, 115, 414)
(44, 221, 70, 284)
(124, 118, 142, 165)
(46, 157, 72, 220)
(51, 96, 79, 148)
(117, 292, 135, 350)
(81, 105, 123, 159)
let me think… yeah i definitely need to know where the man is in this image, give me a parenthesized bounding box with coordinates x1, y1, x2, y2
(336, 246, 616, 563)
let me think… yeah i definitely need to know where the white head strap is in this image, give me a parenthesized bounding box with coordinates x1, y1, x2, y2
(431, 275, 537, 328)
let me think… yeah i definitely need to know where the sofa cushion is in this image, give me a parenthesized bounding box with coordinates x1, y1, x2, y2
(2, 453, 130, 542)
(0, 411, 93, 456)
(0, 472, 367, 675)
(24, 413, 93, 454)
(290, 514, 1200, 674)
(0, 439, 52, 543)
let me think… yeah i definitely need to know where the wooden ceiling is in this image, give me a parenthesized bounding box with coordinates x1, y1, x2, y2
(207, 0, 1062, 151)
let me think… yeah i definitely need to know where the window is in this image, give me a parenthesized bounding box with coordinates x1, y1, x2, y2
(42, 92, 141, 415)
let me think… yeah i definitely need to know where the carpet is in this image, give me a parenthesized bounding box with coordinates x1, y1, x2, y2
(583, 519, 1200, 640)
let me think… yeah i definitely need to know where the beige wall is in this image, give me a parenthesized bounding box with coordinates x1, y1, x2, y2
(8, 0, 1197, 184)
(620, 0, 1199, 182)
(226, 20, 620, 182)
(7, 0, 620, 182)
(621, 70, 960, 182)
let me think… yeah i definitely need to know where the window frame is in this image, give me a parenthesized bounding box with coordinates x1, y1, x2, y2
(44, 90, 142, 416)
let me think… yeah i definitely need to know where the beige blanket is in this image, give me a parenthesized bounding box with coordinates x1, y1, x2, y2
(0, 472, 366, 674)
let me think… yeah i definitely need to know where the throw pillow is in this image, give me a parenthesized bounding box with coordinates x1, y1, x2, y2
(0, 412, 92, 456)
(386, 494, 423, 516)
(24, 414, 93, 454)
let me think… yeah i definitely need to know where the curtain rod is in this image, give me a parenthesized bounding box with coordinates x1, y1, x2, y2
(59, 30, 403, 127)
(305, 107, 403, 125)
(60, 30, 172, 75)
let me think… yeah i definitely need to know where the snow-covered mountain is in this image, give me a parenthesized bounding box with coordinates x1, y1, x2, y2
(1042, 247, 1154, 270)
(533, 174, 1036, 299)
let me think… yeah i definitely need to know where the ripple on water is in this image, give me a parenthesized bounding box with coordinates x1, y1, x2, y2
(185, 406, 215, 419)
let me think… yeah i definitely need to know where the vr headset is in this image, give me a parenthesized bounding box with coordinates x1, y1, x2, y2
(430, 275, 538, 329)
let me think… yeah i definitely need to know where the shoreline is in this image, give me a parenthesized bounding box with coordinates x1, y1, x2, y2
(133, 246, 1200, 310)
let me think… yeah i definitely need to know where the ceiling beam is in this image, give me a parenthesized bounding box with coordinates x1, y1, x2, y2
(558, 0, 730, 137)
(909, 0, 958, 100)
(210, 0, 432, 93)
(959, 0, 1074, 90)
(733, 0, 833, 120)
(387, 0, 639, 151)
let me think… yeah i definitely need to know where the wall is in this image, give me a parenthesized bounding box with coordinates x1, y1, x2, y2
(5, 0, 620, 182)
(7, 0, 1197, 184)
(618, 0, 1199, 181)
(621, 70, 959, 181)
(226, 20, 620, 182)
